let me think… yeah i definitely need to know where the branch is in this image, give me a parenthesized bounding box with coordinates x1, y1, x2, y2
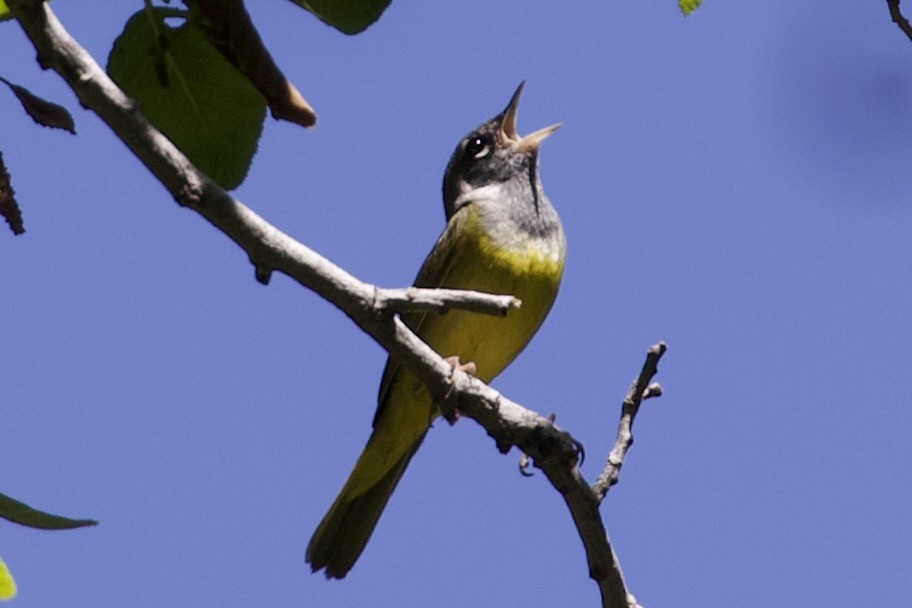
(8, 2, 660, 606)
(426, 330, 649, 608)
(593, 342, 667, 502)
(5, 0, 511, 333)
(887, 0, 912, 42)
(374, 287, 520, 317)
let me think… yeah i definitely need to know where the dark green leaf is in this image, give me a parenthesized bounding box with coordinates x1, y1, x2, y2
(290, 0, 391, 35)
(0, 491, 97, 530)
(0, 150, 24, 236)
(107, 8, 266, 189)
(0, 77, 76, 134)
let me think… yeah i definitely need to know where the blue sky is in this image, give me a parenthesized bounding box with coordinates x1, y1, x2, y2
(3, 1, 911, 606)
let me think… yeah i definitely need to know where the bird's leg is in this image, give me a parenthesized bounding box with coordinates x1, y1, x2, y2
(440, 355, 477, 425)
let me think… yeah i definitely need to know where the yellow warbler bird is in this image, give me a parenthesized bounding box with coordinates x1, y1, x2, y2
(307, 82, 566, 578)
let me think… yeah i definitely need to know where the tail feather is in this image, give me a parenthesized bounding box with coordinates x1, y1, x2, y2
(306, 433, 426, 579)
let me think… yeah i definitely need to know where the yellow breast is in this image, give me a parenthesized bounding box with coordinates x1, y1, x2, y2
(358, 205, 565, 493)
(418, 207, 565, 382)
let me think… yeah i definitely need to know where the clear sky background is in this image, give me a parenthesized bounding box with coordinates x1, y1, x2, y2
(3, 1, 911, 606)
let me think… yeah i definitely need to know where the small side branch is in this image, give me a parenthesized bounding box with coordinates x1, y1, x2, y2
(374, 287, 520, 317)
(593, 342, 667, 502)
(887, 0, 912, 42)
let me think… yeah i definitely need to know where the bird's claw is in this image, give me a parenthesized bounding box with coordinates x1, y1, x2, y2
(546, 412, 585, 467)
(518, 453, 534, 477)
(441, 356, 477, 424)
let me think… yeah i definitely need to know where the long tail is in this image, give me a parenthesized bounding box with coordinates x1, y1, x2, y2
(306, 432, 427, 579)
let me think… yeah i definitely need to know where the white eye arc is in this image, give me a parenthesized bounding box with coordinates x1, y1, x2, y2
(465, 136, 491, 160)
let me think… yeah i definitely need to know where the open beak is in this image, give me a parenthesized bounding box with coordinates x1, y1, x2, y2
(500, 81, 562, 152)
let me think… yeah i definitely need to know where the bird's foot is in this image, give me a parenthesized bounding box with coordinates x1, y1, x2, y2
(542, 412, 587, 466)
(518, 453, 534, 476)
(516, 412, 556, 475)
(440, 356, 477, 424)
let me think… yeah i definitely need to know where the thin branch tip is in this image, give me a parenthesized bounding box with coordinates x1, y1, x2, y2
(887, 0, 912, 42)
(642, 383, 663, 399)
(592, 340, 667, 506)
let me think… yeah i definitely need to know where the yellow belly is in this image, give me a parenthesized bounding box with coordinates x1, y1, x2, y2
(348, 209, 564, 496)
(418, 229, 563, 382)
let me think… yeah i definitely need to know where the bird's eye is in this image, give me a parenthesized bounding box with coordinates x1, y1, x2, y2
(465, 136, 490, 159)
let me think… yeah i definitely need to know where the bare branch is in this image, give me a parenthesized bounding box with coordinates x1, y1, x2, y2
(6, 0, 508, 331)
(374, 287, 520, 317)
(593, 342, 667, 502)
(887, 0, 912, 42)
(427, 338, 629, 608)
(7, 2, 661, 606)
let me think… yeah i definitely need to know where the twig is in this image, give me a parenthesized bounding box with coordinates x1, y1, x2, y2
(374, 287, 520, 317)
(887, 0, 912, 42)
(593, 342, 667, 502)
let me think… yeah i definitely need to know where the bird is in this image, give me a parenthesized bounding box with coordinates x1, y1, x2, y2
(306, 82, 566, 579)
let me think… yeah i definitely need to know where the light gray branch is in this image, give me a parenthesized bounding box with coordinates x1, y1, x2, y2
(593, 342, 667, 503)
(8, 2, 662, 606)
(374, 287, 520, 317)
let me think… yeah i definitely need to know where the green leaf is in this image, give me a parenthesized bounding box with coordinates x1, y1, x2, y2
(290, 0, 391, 35)
(107, 8, 266, 189)
(0, 491, 97, 530)
(0, 558, 15, 601)
(0, 149, 25, 235)
(0, 2, 10, 23)
(679, 0, 702, 16)
(0, 77, 76, 134)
